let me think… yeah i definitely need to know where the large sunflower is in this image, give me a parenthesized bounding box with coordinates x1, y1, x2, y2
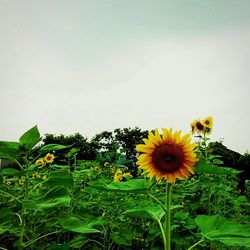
(136, 128, 198, 183)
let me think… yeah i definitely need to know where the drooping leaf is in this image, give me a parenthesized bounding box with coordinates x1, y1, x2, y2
(19, 125, 41, 151)
(60, 216, 101, 234)
(195, 215, 250, 247)
(37, 186, 71, 210)
(88, 179, 151, 193)
(195, 160, 240, 175)
(39, 144, 71, 154)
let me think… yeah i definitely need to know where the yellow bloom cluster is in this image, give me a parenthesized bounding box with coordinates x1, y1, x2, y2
(35, 153, 55, 168)
(113, 168, 132, 182)
(191, 116, 213, 135)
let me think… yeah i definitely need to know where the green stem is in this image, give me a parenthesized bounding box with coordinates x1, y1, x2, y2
(166, 182, 171, 250)
(187, 238, 205, 250)
(157, 219, 167, 250)
(203, 132, 208, 162)
(24, 230, 60, 248)
(0, 190, 22, 204)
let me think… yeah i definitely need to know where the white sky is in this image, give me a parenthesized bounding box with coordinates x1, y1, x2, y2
(0, 0, 250, 153)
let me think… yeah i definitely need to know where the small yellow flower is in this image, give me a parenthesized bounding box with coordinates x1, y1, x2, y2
(44, 153, 55, 164)
(104, 162, 110, 167)
(195, 120, 205, 134)
(113, 168, 123, 182)
(191, 121, 197, 134)
(202, 116, 213, 134)
(94, 166, 101, 171)
(35, 159, 45, 165)
(31, 173, 41, 179)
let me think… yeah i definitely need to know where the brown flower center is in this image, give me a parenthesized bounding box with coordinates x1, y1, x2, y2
(152, 144, 184, 172)
(205, 120, 209, 125)
(196, 121, 204, 131)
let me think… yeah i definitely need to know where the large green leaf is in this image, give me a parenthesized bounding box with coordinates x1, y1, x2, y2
(60, 216, 101, 234)
(0, 168, 21, 176)
(37, 187, 71, 210)
(39, 144, 71, 154)
(195, 215, 250, 247)
(88, 179, 151, 192)
(195, 160, 240, 175)
(124, 204, 164, 221)
(0, 142, 20, 160)
(45, 171, 74, 187)
(19, 126, 41, 150)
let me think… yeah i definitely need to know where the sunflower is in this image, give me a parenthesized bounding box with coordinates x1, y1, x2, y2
(195, 120, 205, 134)
(136, 128, 198, 183)
(191, 121, 197, 134)
(202, 116, 213, 134)
(44, 153, 55, 164)
(35, 159, 45, 165)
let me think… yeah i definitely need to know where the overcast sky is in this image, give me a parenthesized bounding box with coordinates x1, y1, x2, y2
(0, 0, 250, 153)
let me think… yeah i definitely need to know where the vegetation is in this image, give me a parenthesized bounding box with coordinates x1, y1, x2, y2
(0, 119, 249, 249)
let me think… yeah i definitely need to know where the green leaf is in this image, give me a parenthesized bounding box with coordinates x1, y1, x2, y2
(0, 225, 10, 235)
(0, 168, 21, 176)
(37, 197, 71, 210)
(0, 141, 19, 150)
(39, 144, 71, 154)
(196, 160, 240, 175)
(124, 202, 164, 221)
(19, 126, 41, 150)
(195, 215, 250, 247)
(69, 235, 88, 249)
(22, 200, 37, 210)
(60, 216, 101, 234)
(88, 179, 151, 193)
(0, 145, 20, 160)
(45, 171, 74, 187)
(37, 186, 71, 210)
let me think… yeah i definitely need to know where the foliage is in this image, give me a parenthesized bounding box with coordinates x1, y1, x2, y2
(0, 126, 249, 250)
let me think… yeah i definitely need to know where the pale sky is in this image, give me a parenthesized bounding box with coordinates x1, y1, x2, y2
(0, 0, 250, 153)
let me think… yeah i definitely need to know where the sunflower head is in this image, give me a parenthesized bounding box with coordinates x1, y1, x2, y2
(202, 116, 213, 134)
(136, 128, 198, 183)
(44, 153, 55, 164)
(191, 121, 197, 134)
(35, 159, 44, 165)
(195, 120, 205, 134)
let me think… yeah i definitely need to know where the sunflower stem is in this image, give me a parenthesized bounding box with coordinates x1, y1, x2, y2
(157, 219, 167, 250)
(165, 182, 171, 250)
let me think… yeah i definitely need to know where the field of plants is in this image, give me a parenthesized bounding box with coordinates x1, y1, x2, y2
(0, 117, 249, 250)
